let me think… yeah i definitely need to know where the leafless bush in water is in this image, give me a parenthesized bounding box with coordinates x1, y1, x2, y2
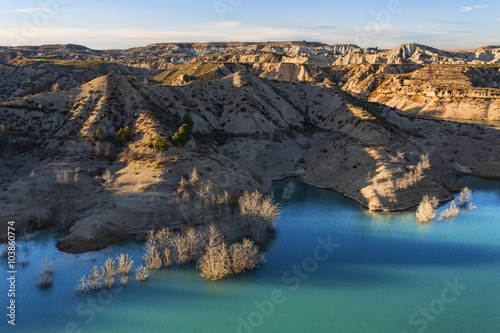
(416, 195, 439, 223)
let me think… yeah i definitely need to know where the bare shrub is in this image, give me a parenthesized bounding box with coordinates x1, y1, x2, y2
(87, 266, 103, 290)
(143, 243, 162, 269)
(388, 151, 405, 163)
(438, 202, 459, 221)
(51, 82, 60, 93)
(196, 180, 215, 207)
(189, 167, 199, 185)
(230, 239, 265, 274)
(176, 177, 188, 196)
(198, 241, 231, 281)
(457, 187, 471, 206)
(201, 224, 223, 250)
(146, 230, 156, 244)
(116, 253, 134, 275)
(102, 169, 113, 187)
(35, 257, 54, 287)
(169, 233, 188, 265)
(184, 227, 202, 262)
(75, 276, 88, 293)
(395, 154, 431, 190)
(101, 258, 116, 288)
(211, 191, 231, 221)
(281, 181, 296, 200)
(415, 195, 439, 223)
(163, 247, 173, 267)
(135, 266, 149, 281)
(238, 190, 281, 242)
(155, 228, 172, 249)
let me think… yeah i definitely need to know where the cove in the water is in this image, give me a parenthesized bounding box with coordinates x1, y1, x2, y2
(1, 177, 499, 333)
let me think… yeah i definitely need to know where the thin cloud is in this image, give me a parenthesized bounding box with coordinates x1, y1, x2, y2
(297, 25, 339, 30)
(460, 5, 487, 12)
(430, 19, 471, 25)
(10, 8, 52, 13)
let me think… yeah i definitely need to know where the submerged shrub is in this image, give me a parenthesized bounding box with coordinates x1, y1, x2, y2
(155, 228, 172, 249)
(116, 253, 134, 276)
(416, 195, 439, 223)
(469, 202, 477, 210)
(35, 257, 54, 288)
(87, 266, 103, 290)
(143, 243, 162, 270)
(120, 275, 128, 285)
(101, 258, 116, 289)
(169, 233, 189, 265)
(75, 276, 88, 293)
(457, 187, 472, 206)
(135, 266, 149, 281)
(163, 247, 173, 267)
(238, 191, 280, 243)
(281, 181, 296, 200)
(198, 241, 231, 281)
(184, 227, 202, 262)
(438, 201, 459, 221)
(230, 239, 265, 274)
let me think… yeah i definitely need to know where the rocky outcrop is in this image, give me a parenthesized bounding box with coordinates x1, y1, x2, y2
(1, 42, 500, 253)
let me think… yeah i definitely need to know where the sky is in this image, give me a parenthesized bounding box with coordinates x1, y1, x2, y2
(0, 0, 498, 50)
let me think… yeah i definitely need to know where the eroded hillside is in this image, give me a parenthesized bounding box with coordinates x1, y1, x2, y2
(1, 42, 499, 253)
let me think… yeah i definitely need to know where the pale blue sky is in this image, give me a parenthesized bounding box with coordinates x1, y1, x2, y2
(0, 0, 498, 49)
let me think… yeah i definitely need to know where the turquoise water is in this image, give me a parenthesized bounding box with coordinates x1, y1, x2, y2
(2, 177, 500, 333)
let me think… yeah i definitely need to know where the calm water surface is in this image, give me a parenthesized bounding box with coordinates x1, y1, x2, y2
(2, 177, 499, 333)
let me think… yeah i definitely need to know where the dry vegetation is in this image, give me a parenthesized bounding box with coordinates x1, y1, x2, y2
(35, 257, 54, 288)
(395, 154, 431, 190)
(438, 201, 460, 221)
(135, 266, 149, 281)
(416, 195, 439, 223)
(457, 187, 471, 206)
(416, 187, 478, 223)
(281, 181, 296, 200)
(76, 254, 134, 292)
(140, 223, 266, 281)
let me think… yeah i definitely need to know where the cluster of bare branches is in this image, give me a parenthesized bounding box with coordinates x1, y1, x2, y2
(438, 202, 459, 221)
(35, 257, 54, 288)
(416, 187, 478, 223)
(141, 224, 265, 281)
(394, 154, 431, 190)
(76, 254, 136, 292)
(135, 266, 149, 281)
(416, 195, 439, 223)
(281, 181, 296, 200)
(238, 190, 281, 243)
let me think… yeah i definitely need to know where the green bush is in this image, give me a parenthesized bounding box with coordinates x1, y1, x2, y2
(172, 113, 194, 146)
(94, 127, 105, 141)
(147, 136, 169, 151)
(172, 124, 190, 146)
(115, 126, 132, 144)
(182, 113, 194, 131)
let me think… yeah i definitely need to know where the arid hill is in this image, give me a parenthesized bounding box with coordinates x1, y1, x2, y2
(1, 42, 499, 253)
